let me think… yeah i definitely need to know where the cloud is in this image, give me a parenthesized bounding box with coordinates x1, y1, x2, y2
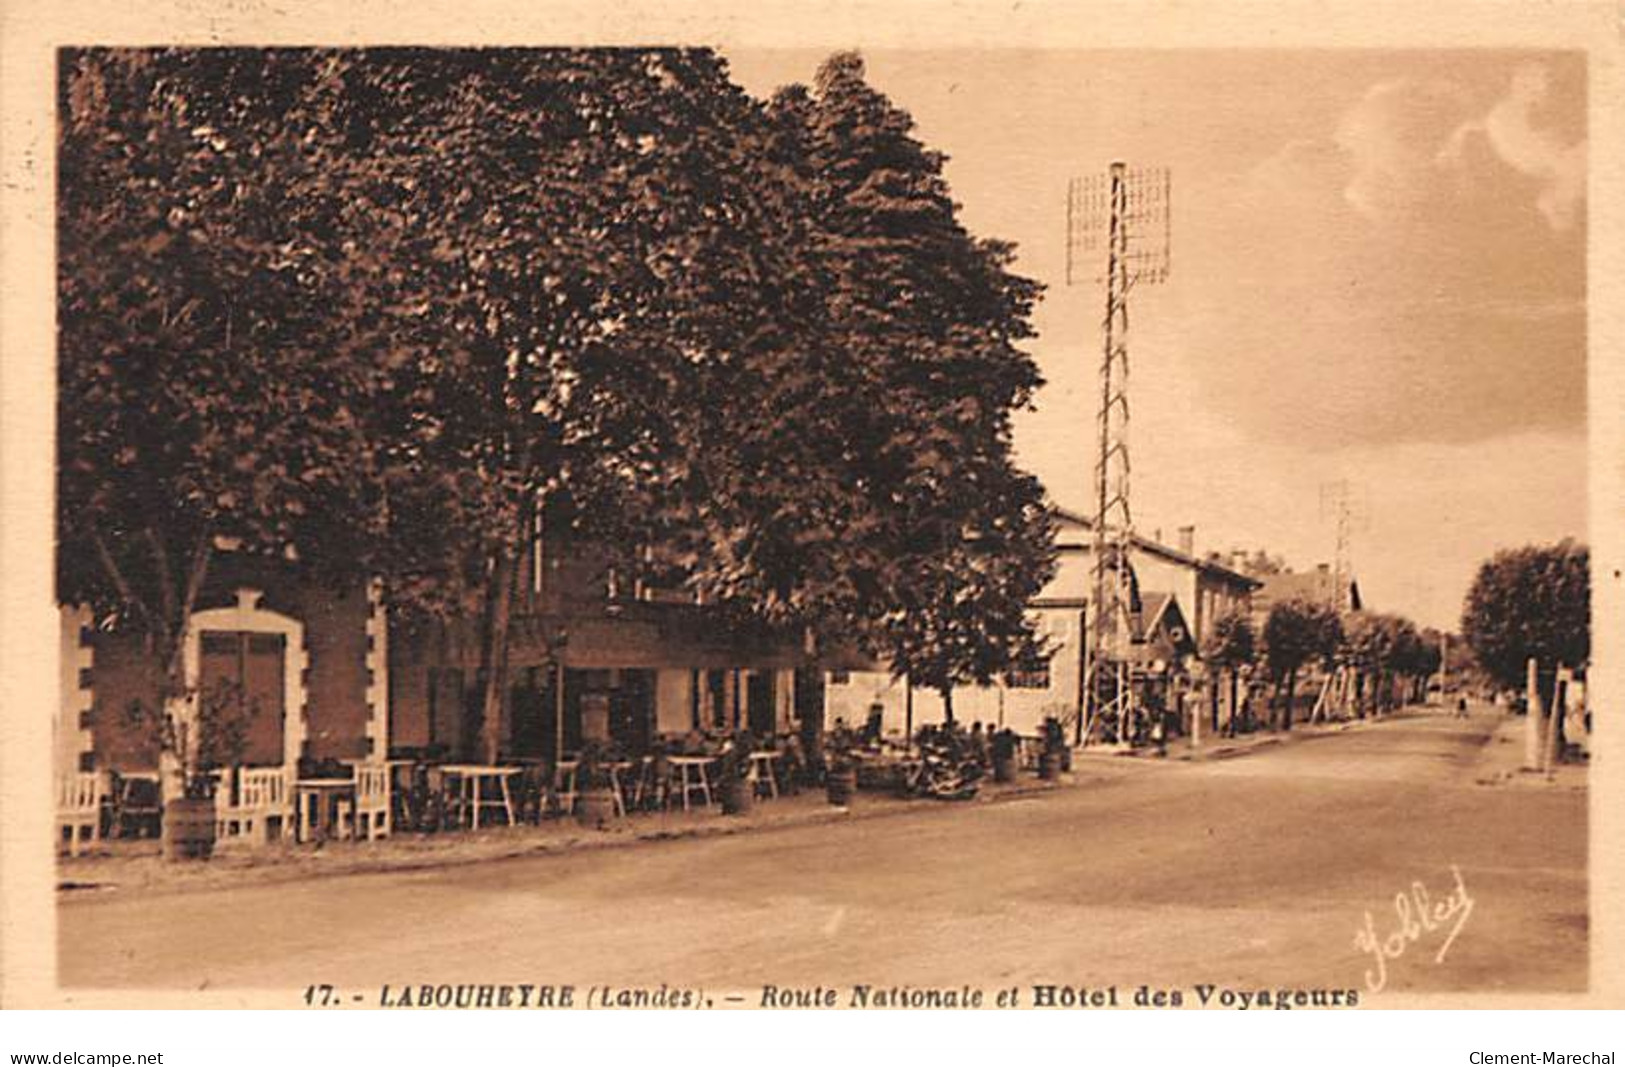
(1165, 61, 1585, 451)
(1441, 63, 1587, 231)
(1335, 77, 1470, 222)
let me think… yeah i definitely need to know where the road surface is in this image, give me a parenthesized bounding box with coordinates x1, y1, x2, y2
(59, 710, 1585, 999)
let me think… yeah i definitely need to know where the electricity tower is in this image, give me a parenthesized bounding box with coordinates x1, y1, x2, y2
(1317, 479, 1368, 613)
(1066, 162, 1170, 745)
(1315, 479, 1368, 720)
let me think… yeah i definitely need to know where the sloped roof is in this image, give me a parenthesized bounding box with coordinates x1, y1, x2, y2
(1130, 591, 1198, 661)
(1050, 506, 1261, 591)
(1252, 568, 1362, 612)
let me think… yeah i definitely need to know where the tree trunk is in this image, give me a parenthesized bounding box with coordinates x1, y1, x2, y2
(1209, 678, 1220, 735)
(1228, 670, 1239, 736)
(940, 685, 955, 725)
(476, 547, 516, 765)
(1282, 669, 1296, 732)
(94, 528, 212, 801)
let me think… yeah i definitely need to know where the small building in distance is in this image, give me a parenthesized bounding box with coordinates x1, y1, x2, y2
(1248, 562, 1363, 631)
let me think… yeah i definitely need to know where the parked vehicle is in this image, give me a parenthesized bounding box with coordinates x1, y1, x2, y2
(904, 724, 983, 801)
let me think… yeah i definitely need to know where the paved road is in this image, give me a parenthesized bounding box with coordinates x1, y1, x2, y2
(59, 710, 1585, 999)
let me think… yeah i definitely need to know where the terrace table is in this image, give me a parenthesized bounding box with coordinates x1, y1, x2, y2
(667, 755, 715, 811)
(746, 751, 780, 798)
(295, 777, 357, 843)
(554, 759, 579, 814)
(602, 761, 632, 818)
(438, 764, 520, 830)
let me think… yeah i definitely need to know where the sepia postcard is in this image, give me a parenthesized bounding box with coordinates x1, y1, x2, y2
(1, 0, 1621, 1019)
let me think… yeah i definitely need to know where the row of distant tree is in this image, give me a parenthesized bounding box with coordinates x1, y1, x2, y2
(56, 48, 1058, 757)
(1197, 539, 1590, 734)
(1200, 601, 1441, 730)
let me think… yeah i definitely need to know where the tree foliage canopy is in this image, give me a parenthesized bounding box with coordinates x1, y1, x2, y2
(1202, 610, 1257, 671)
(57, 47, 1057, 707)
(1262, 599, 1341, 680)
(1461, 540, 1590, 690)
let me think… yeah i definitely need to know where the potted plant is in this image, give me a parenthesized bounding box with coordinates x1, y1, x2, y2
(126, 678, 255, 861)
(991, 728, 1020, 783)
(573, 740, 619, 830)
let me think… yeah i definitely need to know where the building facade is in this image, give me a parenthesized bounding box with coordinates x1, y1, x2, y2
(824, 509, 1259, 739)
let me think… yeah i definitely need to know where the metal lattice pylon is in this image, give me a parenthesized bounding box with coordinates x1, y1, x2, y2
(1318, 480, 1369, 615)
(1066, 162, 1171, 745)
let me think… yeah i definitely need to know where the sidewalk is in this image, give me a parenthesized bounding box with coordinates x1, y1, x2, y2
(1067, 708, 1398, 765)
(55, 770, 1108, 901)
(1469, 711, 1589, 791)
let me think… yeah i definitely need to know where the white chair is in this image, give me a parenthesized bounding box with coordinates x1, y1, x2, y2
(216, 766, 294, 845)
(341, 761, 392, 841)
(56, 771, 106, 856)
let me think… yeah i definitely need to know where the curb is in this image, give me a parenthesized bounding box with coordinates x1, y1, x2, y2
(57, 776, 1090, 901)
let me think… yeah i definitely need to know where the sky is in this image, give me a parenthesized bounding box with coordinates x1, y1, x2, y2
(726, 48, 1588, 631)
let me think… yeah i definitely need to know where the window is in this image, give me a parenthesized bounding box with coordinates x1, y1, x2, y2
(1004, 664, 1052, 690)
(829, 670, 851, 686)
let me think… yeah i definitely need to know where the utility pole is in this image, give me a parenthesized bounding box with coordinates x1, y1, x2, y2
(1067, 163, 1170, 746)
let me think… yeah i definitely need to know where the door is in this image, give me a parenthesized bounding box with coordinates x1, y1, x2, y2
(746, 671, 777, 738)
(198, 630, 286, 767)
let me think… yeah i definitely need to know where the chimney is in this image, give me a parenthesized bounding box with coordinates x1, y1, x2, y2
(1317, 563, 1330, 574)
(1177, 525, 1195, 556)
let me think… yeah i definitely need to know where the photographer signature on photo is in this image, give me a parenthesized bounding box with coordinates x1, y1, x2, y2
(1354, 864, 1475, 993)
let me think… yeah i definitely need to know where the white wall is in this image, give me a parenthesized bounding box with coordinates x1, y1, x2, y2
(824, 607, 1083, 738)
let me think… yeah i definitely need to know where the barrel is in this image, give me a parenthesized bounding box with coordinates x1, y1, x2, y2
(826, 765, 857, 806)
(720, 775, 753, 816)
(163, 796, 217, 861)
(575, 788, 619, 830)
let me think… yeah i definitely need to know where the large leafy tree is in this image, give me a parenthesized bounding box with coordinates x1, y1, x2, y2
(305, 48, 807, 761)
(60, 46, 1063, 756)
(1262, 599, 1341, 730)
(204, 49, 826, 762)
(779, 52, 1056, 719)
(1462, 541, 1590, 688)
(1201, 610, 1256, 734)
(1461, 540, 1589, 742)
(1341, 610, 1428, 715)
(58, 50, 396, 730)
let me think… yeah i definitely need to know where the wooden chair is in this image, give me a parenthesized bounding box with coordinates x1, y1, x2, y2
(111, 771, 162, 839)
(341, 761, 392, 841)
(216, 766, 294, 845)
(56, 771, 106, 856)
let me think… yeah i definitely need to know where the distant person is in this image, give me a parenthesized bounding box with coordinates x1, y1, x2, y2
(1456, 696, 1469, 719)
(863, 703, 884, 744)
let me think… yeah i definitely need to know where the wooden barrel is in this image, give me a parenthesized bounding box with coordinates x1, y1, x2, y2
(163, 796, 217, 861)
(993, 755, 1017, 783)
(720, 775, 752, 816)
(1038, 751, 1063, 781)
(575, 788, 618, 830)
(825, 766, 857, 806)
